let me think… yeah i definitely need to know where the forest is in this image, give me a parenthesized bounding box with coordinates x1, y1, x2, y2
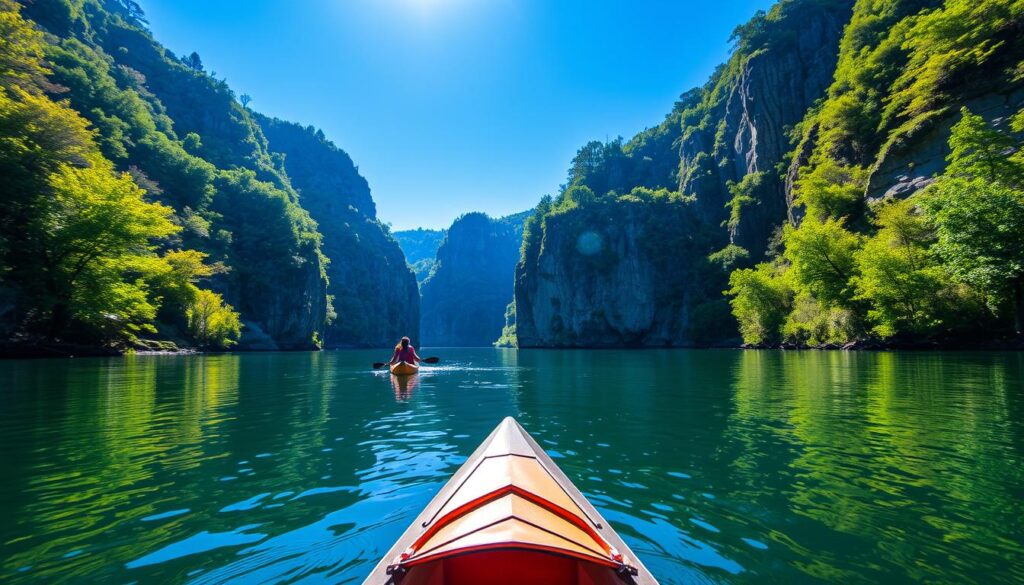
(0, 0, 417, 354)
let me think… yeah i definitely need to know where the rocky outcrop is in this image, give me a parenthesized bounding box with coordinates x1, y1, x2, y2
(864, 87, 1024, 202)
(515, 196, 722, 348)
(514, 1, 853, 348)
(420, 212, 526, 346)
(679, 0, 852, 258)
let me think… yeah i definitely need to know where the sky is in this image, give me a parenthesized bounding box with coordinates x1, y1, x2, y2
(139, 0, 776, 230)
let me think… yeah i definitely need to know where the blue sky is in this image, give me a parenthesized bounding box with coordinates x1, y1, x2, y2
(139, 0, 775, 230)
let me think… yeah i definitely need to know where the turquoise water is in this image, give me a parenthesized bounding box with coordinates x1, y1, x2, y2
(1, 349, 1022, 583)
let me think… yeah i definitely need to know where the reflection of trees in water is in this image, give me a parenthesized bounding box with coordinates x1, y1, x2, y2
(3, 354, 242, 581)
(726, 351, 1024, 583)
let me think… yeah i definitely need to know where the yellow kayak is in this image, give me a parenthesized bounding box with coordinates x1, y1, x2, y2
(390, 361, 419, 376)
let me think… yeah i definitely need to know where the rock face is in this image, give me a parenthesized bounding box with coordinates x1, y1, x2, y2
(864, 87, 1024, 202)
(679, 0, 852, 258)
(515, 196, 721, 348)
(257, 116, 420, 347)
(420, 212, 526, 346)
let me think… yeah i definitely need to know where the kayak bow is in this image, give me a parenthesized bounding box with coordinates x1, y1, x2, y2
(390, 361, 419, 376)
(364, 417, 658, 585)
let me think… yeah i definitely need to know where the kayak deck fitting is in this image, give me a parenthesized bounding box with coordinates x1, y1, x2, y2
(390, 361, 419, 376)
(364, 417, 659, 585)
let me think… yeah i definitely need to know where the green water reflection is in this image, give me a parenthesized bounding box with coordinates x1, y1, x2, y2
(0, 350, 1021, 583)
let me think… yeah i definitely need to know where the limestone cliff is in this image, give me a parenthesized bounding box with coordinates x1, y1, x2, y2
(678, 0, 852, 257)
(515, 196, 719, 347)
(420, 212, 526, 346)
(514, 0, 854, 348)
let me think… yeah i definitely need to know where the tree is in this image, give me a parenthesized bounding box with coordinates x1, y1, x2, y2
(924, 110, 1024, 334)
(853, 198, 950, 337)
(945, 109, 1024, 186)
(182, 51, 203, 71)
(725, 263, 792, 345)
(926, 179, 1024, 333)
(239, 93, 251, 108)
(783, 217, 862, 307)
(186, 288, 242, 348)
(40, 162, 180, 340)
(0, 0, 50, 92)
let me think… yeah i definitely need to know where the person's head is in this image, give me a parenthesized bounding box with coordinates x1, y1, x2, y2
(400, 336, 410, 349)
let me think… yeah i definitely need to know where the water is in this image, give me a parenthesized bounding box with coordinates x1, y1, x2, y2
(1, 349, 1022, 584)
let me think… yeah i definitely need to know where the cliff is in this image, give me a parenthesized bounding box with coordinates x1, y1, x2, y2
(256, 116, 420, 347)
(678, 0, 852, 257)
(515, 0, 1024, 348)
(419, 212, 527, 346)
(515, 0, 854, 347)
(515, 192, 721, 347)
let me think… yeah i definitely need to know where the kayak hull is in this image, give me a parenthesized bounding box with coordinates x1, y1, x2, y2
(363, 417, 658, 584)
(390, 361, 419, 376)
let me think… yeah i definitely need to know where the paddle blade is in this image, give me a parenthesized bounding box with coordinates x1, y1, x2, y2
(372, 362, 388, 369)
(422, 357, 440, 364)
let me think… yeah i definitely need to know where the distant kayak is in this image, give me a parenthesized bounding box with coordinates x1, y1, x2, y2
(390, 361, 419, 376)
(363, 417, 658, 584)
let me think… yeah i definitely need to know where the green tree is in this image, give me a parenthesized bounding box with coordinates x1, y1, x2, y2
(40, 162, 180, 340)
(924, 110, 1024, 334)
(725, 263, 792, 345)
(783, 217, 862, 307)
(853, 198, 949, 337)
(0, 0, 50, 92)
(186, 288, 242, 348)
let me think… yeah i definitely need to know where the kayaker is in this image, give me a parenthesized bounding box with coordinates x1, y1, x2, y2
(389, 336, 421, 366)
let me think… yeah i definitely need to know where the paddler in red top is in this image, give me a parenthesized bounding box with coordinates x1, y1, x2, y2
(389, 336, 421, 366)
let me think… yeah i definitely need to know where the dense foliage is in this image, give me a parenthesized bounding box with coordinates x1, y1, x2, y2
(0, 0, 239, 348)
(725, 0, 1024, 346)
(728, 109, 1023, 345)
(2, 0, 413, 351)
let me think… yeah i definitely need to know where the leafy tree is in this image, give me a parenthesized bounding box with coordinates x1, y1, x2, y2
(0, 0, 50, 92)
(944, 108, 1024, 185)
(725, 263, 792, 345)
(794, 158, 867, 221)
(41, 162, 179, 340)
(783, 217, 862, 307)
(853, 198, 949, 337)
(186, 288, 242, 348)
(924, 110, 1024, 334)
(182, 51, 203, 71)
(239, 93, 251, 108)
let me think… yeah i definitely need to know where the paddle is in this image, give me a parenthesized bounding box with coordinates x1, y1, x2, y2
(373, 357, 440, 369)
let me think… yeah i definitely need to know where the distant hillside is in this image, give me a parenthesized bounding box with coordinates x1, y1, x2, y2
(393, 228, 446, 283)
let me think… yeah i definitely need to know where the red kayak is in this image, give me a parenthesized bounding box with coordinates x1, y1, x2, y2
(363, 417, 659, 584)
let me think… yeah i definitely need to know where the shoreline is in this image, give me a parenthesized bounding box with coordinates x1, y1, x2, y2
(4, 339, 1022, 360)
